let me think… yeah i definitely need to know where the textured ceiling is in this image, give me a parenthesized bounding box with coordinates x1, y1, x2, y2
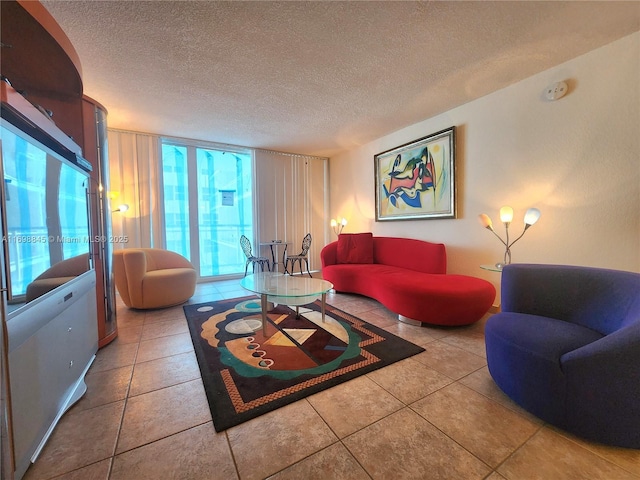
(41, 1, 639, 158)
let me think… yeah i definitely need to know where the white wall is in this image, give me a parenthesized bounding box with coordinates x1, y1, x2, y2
(328, 32, 640, 302)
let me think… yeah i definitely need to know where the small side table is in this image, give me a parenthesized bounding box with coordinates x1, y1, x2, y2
(480, 264, 502, 312)
(480, 264, 503, 273)
(259, 241, 291, 272)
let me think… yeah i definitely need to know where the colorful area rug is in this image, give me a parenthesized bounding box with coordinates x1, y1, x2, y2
(183, 296, 425, 432)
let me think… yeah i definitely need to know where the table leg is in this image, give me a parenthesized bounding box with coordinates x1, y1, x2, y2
(321, 292, 326, 323)
(269, 245, 277, 271)
(281, 244, 290, 274)
(260, 294, 269, 333)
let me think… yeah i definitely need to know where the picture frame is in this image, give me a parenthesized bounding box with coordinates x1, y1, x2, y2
(374, 126, 456, 222)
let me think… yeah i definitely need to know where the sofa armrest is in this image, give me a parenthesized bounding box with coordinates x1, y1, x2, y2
(561, 322, 640, 440)
(122, 249, 148, 276)
(321, 241, 338, 268)
(562, 322, 640, 371)
(121, 250, 148, 307)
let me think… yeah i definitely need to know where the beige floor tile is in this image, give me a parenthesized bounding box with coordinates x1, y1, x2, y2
(373, 306, 402, 321)
(114, 324, 143, 344)
(75, 365, 133, 411)
(143, 306, 186, 324)
(215, 282, 251, 293)
(267, 442, 370, 480)
(116, 380, 211, 454)
(89, 342, 138, 373)
(367, 357, 452, 404)
(140, 317, 189, 341)
(129, 351, 200, 396)
(188, 292, 225, 304)
(135, 332, 194, 363)
(486, 472, 508, 480)
(23, 401, 124, 479)
(498, 427, 639, 480)
(411, 383, 539, 467)
(468, 313, 490, 332)
(193, 283, 223, 294)
(343, 407, 491, 480)
(115, 310, 146, 328)
(458, 367, 543, 422)
(324, 292, 351, 304)
(440, 330, 487, 357)
(307, 375, 404, 438)
(545, 426, 640, 477)
(412, 340, 487, 380)
(223, 289, 253, 299)
(327, 292, 368, 308)
(411, 323, 456, 340)
(354, 308, 398, 328)
(341, 298, 382, 314)
(111, 423, 237, 480)
(227, 400, 338, 480)
(48, 458, 112, 480)
(383, 321, 437, 347)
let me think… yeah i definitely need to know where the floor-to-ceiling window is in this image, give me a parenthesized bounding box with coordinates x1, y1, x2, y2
(108, 130, 328, 277)
(161, 140, 254, 278)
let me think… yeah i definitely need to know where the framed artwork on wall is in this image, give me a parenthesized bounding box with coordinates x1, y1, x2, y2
(374, 126, 456, 222)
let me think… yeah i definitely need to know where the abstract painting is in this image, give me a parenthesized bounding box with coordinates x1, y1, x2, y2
(375, 127, 456, 221)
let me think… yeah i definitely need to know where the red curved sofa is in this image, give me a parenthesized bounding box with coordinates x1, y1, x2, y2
(321, 234, 496, 326)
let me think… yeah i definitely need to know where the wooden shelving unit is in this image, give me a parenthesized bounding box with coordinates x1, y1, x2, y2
(1, 0, 117, 347)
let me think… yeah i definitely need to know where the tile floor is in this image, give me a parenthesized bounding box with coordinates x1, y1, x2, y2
(22, 279, 640, 480)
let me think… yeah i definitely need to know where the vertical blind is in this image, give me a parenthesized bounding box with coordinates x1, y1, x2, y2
(254, 149, 329, 273)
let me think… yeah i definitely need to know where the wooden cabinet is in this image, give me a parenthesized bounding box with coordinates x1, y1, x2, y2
(1, 1, 114, 478)
(1, 0, 117, 346)
(0, 1, 83, 143)
(83, 97, 118, 347)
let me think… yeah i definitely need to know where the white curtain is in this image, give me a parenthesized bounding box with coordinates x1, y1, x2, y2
(254, 150, 329, 272)
(107, 130, 163, 249)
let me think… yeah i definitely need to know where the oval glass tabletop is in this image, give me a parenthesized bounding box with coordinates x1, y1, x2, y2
(240, 272, 333, 299)
(239, 272, 334, 333)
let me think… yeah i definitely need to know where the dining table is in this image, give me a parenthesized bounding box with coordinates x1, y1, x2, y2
(259, 240, 291, 272)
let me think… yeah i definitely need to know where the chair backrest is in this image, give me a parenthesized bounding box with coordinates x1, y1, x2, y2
(143, 248, 195, 271)
(300, 233, 312, 255)
(240, 235, 253, 258)
(501, 264, 640, 335)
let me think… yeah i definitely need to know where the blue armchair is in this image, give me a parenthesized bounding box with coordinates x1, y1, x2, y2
(485, 264, 640, 448)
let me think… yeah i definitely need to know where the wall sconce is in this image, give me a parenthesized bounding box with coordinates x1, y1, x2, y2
(479, 206, 541, 269)
(113, 204, 129, 213)
(330, 217, 347, 236)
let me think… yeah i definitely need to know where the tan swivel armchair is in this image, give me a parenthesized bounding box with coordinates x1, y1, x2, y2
(113, 248, 197, 309)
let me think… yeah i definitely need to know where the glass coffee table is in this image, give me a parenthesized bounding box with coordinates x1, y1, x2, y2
(239, 272, 334, 333)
